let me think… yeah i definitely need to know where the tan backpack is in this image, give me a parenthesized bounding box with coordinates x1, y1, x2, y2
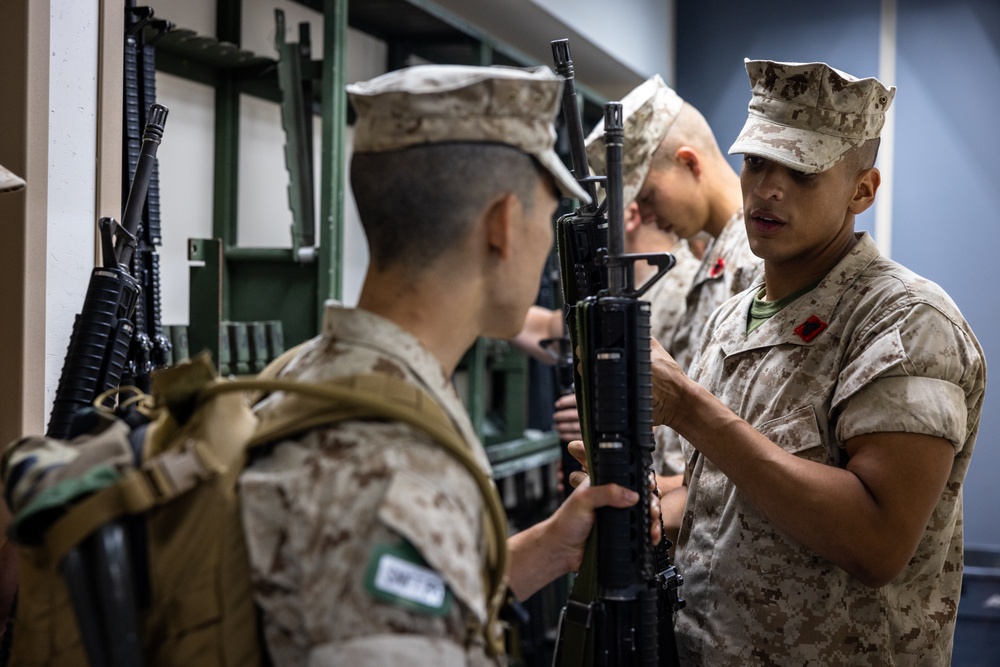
(3, 351, 509, 666)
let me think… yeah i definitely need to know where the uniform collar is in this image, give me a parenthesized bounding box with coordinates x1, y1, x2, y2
(713, 232, 880, 356)
(321, 303, 485, 458)
(698, 210, 745, 282)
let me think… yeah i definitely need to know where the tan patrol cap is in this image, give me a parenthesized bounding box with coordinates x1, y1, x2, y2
(0, 163, 25, 193)
(347, 64, 590, 204)
(729, 59, 895, 173)
(584, 74, 683, 205)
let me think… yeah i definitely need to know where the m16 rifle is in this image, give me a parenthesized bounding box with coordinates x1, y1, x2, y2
(45, 104, 168, 667)
(122, 0, 173, 390)
(47, 104, 169, 440)
(550, 38, 684, 667)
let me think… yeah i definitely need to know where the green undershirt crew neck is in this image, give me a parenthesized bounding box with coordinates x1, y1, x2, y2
(747, 281, 821, 334)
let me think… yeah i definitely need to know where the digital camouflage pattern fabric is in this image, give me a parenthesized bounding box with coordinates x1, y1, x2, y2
(643, 239, 701, 476)
(644, 239, 700, 349)
(240, 305, 505, 666)
(348, 64, 589, 203)
(585, 74, 684, 206)
(674, 233, 985, 665)
(654, 211, 763, 476)
(729, 59, 896, 174)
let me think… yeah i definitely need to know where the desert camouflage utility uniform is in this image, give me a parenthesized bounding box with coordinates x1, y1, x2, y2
(674, 233, 985, 665)
(654, 211, 763, 474)
(668, 210, 762, 374)
(645, 239, 700, 349)
(240, 304, 503, 666)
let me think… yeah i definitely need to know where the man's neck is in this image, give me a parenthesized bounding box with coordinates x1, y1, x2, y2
(761, 231, 859, 301)
(356, 270, 481, 376)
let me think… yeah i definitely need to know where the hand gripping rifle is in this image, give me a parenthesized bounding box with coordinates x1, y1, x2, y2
(550, 39, 684, 667)
(46, 104, 168, 667)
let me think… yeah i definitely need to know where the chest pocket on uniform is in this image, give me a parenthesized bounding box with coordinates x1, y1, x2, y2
(749, 405, 826, 574)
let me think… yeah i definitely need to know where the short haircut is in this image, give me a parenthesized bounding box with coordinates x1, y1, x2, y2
(845, 137, 882, 172)
(351, 143, 546, 272)
(650, 102, 722, 171)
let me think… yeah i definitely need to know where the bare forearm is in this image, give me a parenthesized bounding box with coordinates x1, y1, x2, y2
(668, 379, 950, 586)
(659, 485, 686, 545)
(509, 306, 563, 364)
(506, 516, 574, 600)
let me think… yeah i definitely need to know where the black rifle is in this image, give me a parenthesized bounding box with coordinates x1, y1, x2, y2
(48, 105, 168, 439)
(550, 39, 683, 667)
(46, 105, 168, 667)
(122, 1, 173, 390)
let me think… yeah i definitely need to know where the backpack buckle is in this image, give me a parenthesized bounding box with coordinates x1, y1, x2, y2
(141, 438, 219, 503)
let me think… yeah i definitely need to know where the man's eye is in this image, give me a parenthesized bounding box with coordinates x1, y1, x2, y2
(744, 156, 764, 168)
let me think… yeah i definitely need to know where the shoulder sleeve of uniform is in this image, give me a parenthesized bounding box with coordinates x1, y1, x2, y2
(240, 423, 491, 659)
(378, 450, 488, 624)
(834, 302, 985, 449)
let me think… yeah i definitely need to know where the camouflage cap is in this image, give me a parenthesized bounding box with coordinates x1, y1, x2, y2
(729, 59, 895, 173)
(584, 74, 684, 205)
(0, 162, 25, 193)
(347, 64, 590, 203)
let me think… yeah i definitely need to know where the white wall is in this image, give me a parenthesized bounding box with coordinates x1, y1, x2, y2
(45, 0, 100, 416)
(155, 73, 216, 326)
(531, 0, 674, 83)
(432, 0, 674, 96)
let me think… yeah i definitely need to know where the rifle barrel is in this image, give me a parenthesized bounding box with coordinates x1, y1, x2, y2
(117, 103, 167, 269)
(551, 39, 597, 204)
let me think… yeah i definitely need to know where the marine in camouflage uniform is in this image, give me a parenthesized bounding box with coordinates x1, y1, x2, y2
(238, 63, 643, 667)
(675, 233, 983, 665)
(654, 59, 986, 664)
(586, 75, 762, 477)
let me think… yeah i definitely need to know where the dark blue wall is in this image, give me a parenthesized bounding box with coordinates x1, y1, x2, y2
(676, 0, 999, 547)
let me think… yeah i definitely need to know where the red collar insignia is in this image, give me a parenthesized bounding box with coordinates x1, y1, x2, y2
(708, 257, 725, 278)
(794, 315, 827, 342)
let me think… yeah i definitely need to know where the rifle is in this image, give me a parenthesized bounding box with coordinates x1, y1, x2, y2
(45, 104, 169, 667)
(48, 105, 168, 439)
(550, 39, 684, 667)
(122, 1, 173, 391)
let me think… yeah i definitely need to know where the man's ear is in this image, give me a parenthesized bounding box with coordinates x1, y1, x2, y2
(676, 146, 702, 177)
(623, 201, 642, 234)
(484, 192, 518, 260)
(849, 167, 880, 215)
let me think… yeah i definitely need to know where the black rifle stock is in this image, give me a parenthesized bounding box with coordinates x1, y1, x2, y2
(550, 39, 683, 667)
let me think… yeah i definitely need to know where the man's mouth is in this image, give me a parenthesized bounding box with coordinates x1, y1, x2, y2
(749, 209, 787, 234)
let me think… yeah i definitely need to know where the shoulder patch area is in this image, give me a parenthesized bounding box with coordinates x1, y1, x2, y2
(377, 465, 487, 622)
(364, 541, 452, 616)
